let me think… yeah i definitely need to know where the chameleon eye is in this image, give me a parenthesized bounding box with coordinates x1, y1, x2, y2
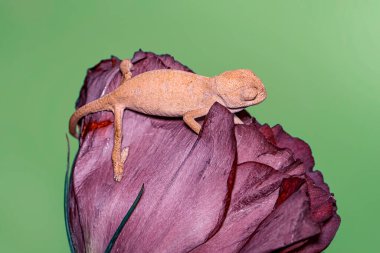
(241, 87, 257, 101)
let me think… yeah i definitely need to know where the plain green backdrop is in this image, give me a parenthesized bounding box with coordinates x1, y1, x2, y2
(0, 0, 379, 252)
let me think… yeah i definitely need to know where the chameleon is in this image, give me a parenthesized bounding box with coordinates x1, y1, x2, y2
(69, 59, 267, 181)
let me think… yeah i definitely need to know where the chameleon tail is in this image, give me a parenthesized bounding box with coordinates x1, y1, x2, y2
(69, 95, 112, 139)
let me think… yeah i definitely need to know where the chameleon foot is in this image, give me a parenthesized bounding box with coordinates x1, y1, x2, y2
(113, 163, 124, 182)
(113, 147, 128, 182)
(120, 59, 133, 80)
(114, 174, 123, 182)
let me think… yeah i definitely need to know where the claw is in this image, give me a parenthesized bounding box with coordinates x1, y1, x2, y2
(114, 173, 123, 182)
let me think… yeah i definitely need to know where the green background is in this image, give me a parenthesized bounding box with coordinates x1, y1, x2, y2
(0, 0, 378, 252)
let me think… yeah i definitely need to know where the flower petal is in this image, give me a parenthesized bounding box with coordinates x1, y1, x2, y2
(112, 102, 236, 252)
(235, 124, 294, 170)
(240, 183, 321, 253)
(295, 214, 340, 253)
(72, 102, 237, 253)
(271, 125, 315, 171)
(130, 49, 193, 76)
(191, 162, 287, 253)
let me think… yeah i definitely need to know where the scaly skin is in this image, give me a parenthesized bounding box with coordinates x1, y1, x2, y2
(69, 59, 267, 181)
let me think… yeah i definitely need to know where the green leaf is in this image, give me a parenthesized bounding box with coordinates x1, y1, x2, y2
(104, 184, 145, 253)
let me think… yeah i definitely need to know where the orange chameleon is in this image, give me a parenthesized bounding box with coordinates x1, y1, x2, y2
(69, 59, 267, 181)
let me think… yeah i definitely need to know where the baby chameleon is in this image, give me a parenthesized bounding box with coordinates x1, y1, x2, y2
(69, 59, 267, 181)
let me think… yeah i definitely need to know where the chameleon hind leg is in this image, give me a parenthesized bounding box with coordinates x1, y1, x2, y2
(112, 106, 128, 181)
(111, 59, 133, 181)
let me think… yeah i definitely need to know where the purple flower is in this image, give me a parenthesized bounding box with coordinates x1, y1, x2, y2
(66, 50, 340, 253)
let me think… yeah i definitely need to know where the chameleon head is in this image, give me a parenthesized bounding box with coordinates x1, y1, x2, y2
(213, 69, 267, 112)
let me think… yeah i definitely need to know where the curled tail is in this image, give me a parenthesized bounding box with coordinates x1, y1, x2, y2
(69, 95, 112, 138)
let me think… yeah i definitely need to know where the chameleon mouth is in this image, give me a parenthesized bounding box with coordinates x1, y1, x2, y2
(228, 104, 254, 112)
(252, 87, 267, 104)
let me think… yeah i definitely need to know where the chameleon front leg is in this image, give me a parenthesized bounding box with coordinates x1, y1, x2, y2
(183, 108, 209, 134)
(120, 59, 133, 80)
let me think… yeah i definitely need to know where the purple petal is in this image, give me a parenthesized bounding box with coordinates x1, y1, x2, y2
(72, 102, 237, 253)
(107, 103, 236, 252)
(274, 176, 305, 208)
(306, 171, 337, 223)
(191, 162, 287, 253)
(271, 125, 315, 171)
(130, 49, 193, 76)
(235, 124, 294, 171)
(76, 56, 122, 108)
(240, 184, 321, 253)
(67, 176, 85, 252)
(295, 214, 341, 253)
